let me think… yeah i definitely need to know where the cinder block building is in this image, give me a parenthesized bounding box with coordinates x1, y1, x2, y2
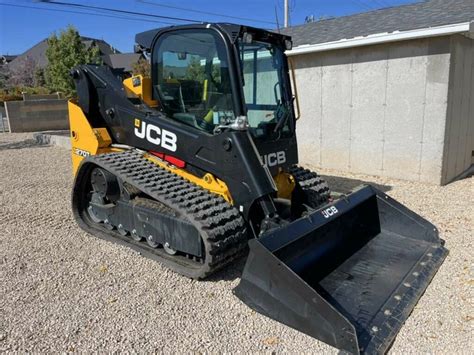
(283, 0, 473, 184)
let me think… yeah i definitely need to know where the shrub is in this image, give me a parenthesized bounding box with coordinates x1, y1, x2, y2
(0, 86, 53, 104)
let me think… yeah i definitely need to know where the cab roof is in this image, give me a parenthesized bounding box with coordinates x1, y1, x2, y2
(135, 23, 291, 52)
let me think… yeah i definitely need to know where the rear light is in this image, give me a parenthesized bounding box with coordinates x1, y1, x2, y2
(149, 151, 186, 168)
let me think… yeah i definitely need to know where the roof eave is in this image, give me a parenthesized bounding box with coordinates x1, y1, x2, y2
(287, 21, 474, 56)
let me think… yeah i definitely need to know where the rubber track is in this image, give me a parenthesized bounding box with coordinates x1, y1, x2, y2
(73, 150, 248, 279)
(289, 165, 330, 208)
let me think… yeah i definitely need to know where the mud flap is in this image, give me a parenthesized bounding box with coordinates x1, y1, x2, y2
(234, 185, 448, 354)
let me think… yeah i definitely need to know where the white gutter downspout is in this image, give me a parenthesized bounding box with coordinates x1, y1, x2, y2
(287, 21, 473, 56)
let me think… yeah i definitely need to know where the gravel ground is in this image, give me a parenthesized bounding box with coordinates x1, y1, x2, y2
(1, 133, 472, 353)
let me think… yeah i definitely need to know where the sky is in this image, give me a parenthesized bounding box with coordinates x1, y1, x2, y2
(0, 0, 420, 55)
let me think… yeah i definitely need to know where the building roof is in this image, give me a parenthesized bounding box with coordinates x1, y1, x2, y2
(102, 53, 143, 72)
(82, 37, 119, 57)
(0, 55, 17, 64)
(283, 0, 474, 53)
(7, 37, 118, 71)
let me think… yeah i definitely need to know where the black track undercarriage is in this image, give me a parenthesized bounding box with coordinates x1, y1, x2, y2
(72, 149, 330, 279)
(73, 150, 248, 279)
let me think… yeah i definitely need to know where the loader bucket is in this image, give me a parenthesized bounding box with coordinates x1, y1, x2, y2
(234, 185, 447, 354)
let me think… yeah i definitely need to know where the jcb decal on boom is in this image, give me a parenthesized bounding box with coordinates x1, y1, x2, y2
(261, 151, 286, 167)
(134, 119, 177, 152)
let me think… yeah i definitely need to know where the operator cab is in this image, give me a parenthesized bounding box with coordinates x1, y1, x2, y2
(136, 24, 295, 140)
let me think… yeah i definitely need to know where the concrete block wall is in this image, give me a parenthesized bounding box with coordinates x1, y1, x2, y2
(243, 55, 282, 127)
(443, 35, 474, 183)
(292, 36, 452, 184)
(5, 99, 69, 133)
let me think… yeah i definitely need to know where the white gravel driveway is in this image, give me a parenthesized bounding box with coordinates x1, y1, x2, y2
(1, 133, 472, 353)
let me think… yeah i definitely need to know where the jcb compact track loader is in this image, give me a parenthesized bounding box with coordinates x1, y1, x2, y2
(68, 23, 447, 354)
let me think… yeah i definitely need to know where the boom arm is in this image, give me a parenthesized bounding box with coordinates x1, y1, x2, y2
(71, 65, 277, 219)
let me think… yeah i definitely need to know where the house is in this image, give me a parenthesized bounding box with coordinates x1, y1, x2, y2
(282, 0, 474, 185)
(7, 36, 144, 75)
(0, 55, 17, 65)
(7, 37, 118, 71)
(102, 53, 144, 73)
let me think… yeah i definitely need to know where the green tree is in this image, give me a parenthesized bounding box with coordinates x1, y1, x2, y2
(131, 57, 151, 77)
(45, 26, 102, 97)
(185, 56, 221, 83)
(185, 56, 206, 82)
(34, 68, 46, 87)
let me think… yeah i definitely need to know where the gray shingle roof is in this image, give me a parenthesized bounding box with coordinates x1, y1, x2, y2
(1, 55, 17, 63)
(102, 53, 143, 72)
(281, 0, 474, 47)
(8, 37, 118, 71)
(82, 37, 119, 57)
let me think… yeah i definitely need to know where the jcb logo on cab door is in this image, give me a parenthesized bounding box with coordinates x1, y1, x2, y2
(262, 151, 286, 167)
(322, 206, 338, 219)
(134, 119, 177, 152)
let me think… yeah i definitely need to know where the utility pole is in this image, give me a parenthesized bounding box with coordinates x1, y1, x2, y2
(284, 0, 289, 28)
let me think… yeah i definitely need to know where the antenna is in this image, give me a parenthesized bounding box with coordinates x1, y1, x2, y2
(284, 0, 289, 27)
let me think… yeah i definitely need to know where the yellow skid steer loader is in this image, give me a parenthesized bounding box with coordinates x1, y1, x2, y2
(68, 23, 447, 354)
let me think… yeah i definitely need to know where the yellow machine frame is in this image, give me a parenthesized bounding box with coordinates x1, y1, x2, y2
(123, 75, 159, 107)
(68, 100, 234, 203)
(69, 74, 296, 204)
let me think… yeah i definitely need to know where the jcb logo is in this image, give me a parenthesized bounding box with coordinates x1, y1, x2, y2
(134, 119, 177, 152)
(262, 151, 286, 167)
(322, 206, 338, 219)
